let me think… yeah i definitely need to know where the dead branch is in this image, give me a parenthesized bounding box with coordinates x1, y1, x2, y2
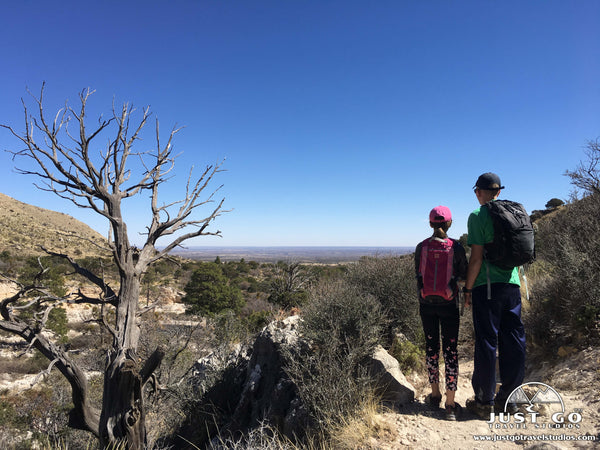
(30, 357, 60, 387)
(41, 247, 118, 306)
(54, 230, 112, 253)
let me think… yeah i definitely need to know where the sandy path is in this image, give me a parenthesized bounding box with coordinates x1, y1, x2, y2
(371, 355, 600, 449)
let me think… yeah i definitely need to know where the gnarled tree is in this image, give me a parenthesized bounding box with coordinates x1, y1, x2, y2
(0, 84, 225, 448)
(564, 138, 600, 196)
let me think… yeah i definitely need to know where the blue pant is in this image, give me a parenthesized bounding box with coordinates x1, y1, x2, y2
(471, 283, 526, 405)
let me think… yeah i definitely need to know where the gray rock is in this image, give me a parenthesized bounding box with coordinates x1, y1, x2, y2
(229, 315, 308, 439)
(367, 345, 415, 407)
(187, 316, 415, 446)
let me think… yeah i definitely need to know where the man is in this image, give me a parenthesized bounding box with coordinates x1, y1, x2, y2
(463, 172, 526, 418)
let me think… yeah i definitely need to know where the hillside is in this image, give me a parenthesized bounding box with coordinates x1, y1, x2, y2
(0, 193, 109, 258)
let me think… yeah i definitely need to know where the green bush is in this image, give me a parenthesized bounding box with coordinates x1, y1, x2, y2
(183, 262, 245, 316)
(242, 310, 273, 332)
(47, 307, 69, 341)
(388, 336, 425, 375)
(19, 255, 68, 297)
(285, 280, 384, 434)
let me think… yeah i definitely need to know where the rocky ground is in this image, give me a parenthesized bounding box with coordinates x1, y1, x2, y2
(369, 350, 600, 449)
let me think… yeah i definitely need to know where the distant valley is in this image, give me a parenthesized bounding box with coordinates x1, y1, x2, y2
(0, 192, 413, 264)
(168, 246, 414, 263)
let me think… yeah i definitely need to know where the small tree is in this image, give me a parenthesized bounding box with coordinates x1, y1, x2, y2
(545, 198, 564, 209)
(183, 263, 244, 316)
(0, 85, 226, 449)
(564, 139, 600, 196)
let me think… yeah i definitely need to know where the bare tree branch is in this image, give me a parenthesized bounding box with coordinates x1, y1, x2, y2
(41, 247, 119, 306)
(0, 278, 100, 437)
(30, 357, 60, 387)
(565, 138, 600, 196)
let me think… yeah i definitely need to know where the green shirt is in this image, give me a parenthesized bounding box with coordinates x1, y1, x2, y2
(467, 203, 520, 287)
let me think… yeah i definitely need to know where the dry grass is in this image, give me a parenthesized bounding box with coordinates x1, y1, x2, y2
(205, 395, 394, 450)
(326, 396, 396, 450)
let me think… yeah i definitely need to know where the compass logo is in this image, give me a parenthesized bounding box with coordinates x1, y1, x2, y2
(506, 382, 564, 414)
(488, 382, 583, 429)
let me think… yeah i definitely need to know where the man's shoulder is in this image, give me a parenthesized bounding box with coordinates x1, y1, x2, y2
(468, 205, 491, 226)
(469, 205, 490, 217)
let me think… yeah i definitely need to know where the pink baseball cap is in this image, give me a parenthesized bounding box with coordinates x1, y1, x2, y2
(429, 205, 452, 223)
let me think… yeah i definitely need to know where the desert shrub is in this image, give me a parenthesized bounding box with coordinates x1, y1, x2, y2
(0, 394, 25, 429)
(388, 336, 425, 375)
(0, 351, 47, 374)
(0, 373, 88, 448)
(301, 281, 383, 356)
(136, 317, 216, 448)
(267, 261, 314, 309)
(242, 310, 274, 332)
(527, 193, 600, 349)
(284, 280, 384, 443)
(0, 250, 20, 277)
(209, 421, 296, 450)
(345, 255, 420, 344)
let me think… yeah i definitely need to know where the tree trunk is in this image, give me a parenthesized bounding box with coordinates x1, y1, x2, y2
(99, 352, 146, 449)
(99, 270, 146, 449)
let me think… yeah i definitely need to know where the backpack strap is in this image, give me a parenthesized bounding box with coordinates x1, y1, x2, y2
(486, 262, 491, 300)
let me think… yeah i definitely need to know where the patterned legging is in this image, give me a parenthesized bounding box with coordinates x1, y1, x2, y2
(419, 302, 460, 391)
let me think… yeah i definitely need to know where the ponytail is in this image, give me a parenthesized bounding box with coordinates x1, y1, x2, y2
(430, 220, 451, 239)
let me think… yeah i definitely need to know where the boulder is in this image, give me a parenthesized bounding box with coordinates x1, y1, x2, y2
(367, 345, 415, 407)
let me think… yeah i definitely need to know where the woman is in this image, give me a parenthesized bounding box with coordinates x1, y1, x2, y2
(415, 205, 467, 420)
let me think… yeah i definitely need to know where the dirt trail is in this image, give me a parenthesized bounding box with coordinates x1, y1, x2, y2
(371, 350, 600, 449)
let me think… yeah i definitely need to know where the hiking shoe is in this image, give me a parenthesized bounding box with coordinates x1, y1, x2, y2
(466, 398, 494, 420)
(424, 393, 442, 409)
(494, 401, 518, 414)
(445, 402, 462, 421)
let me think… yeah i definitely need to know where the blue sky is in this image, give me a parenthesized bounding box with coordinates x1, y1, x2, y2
(1, 1, 599, 248)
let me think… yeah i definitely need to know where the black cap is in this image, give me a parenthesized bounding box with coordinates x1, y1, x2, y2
(473, 172, 505, 190)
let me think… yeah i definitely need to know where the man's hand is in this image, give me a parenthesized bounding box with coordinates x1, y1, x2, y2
(464, 292, 472, 308)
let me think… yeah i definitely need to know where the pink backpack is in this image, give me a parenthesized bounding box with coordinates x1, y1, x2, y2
(418, 237, 455, 301)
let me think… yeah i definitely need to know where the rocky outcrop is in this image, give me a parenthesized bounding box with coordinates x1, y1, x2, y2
(227, 315, 308, 440)
(175, 315, 415, 448)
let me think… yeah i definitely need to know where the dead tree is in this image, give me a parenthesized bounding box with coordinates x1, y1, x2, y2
(0, 84, 225, 449)
(564, 138, 600, 196)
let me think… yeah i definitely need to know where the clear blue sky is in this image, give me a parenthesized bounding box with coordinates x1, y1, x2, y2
(1, 1, 598, 248)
